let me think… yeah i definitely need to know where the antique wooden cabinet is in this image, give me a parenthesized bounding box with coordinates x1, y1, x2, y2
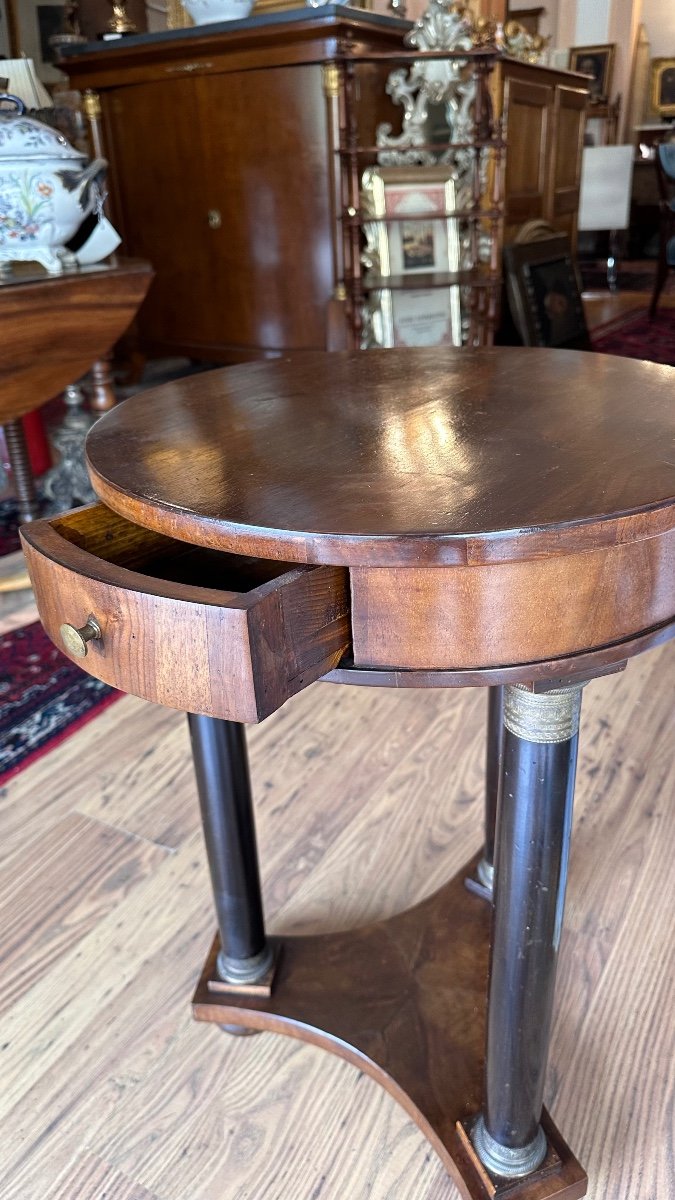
(63, 7, 588, 360)
(497, 58, 589, 243)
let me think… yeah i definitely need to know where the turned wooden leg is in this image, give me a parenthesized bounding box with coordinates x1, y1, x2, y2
(187, 714, 273, 985)
(89, 356, 117, 412)
(4, 419, 40, 523)
(473, 682, 583, 1179)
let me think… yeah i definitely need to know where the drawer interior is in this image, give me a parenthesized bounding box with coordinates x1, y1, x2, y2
(51, 505, 299, 594)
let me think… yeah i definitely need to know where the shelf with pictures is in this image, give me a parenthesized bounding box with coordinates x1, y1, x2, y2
(335, 2, 510, 350)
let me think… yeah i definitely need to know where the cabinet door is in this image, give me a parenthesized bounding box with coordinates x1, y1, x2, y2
(103, 77, 221, 354)
(193, 63, 333, 355)
(502, 76, 553, 229)
(102, 65, 334, 358)
(547, 85, 588, 240)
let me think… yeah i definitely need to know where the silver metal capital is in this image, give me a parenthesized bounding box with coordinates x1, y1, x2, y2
(472, 1115, 547, 1178)
(503, 684, 584, 745)
(217, 943, 274, 986)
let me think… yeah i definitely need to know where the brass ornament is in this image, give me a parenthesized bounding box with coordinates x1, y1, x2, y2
(107, 0, 137, 35)
(322, 63, 340, 99)
(82, 89, 102, 121)
(504, 684, 584, 745)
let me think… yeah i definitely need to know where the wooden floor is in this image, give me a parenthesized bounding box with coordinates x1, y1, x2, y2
(0, 583, 673, 1199)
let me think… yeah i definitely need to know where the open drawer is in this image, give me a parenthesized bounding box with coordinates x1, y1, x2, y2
(21, 504, 351, 723)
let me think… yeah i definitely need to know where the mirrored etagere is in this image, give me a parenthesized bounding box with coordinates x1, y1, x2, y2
(333, 30, 506, 351)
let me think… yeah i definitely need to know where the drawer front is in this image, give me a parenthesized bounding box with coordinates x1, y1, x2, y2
(21, 505, 350, 723)
(351, 533, 675, 670)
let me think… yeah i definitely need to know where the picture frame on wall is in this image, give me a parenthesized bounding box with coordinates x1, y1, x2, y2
(503, 235, 590, 351)
(569, 44, 615, 102)
(650, 57, 675, 118)
(0, 0, 12, 58)
(4, 0, 67, 84)
(360, 166, 462, 349)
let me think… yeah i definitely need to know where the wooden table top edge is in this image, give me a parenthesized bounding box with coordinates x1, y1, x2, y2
(86, 462, 675, 569)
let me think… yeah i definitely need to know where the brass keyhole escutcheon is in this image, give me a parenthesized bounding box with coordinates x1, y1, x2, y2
(60, 616, 102, 659)
(207, 209, 222, 230)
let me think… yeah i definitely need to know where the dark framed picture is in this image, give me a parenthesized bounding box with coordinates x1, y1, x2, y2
(503, 236, 590, 350)
(650, 58, 675, 119)
(0, 0, 12, 57)
(569, 44, 615, 102)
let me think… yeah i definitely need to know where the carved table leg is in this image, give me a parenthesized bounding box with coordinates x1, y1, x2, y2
(187, 715, 274, 988)
(4, 418, 40, 523)
(472, 683, 583, 1181)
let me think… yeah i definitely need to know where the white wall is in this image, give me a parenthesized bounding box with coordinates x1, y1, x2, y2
(641, 0, 675, 56)
(574, 0, 611, 44)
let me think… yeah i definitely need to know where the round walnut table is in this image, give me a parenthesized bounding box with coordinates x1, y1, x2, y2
(22, 348, 675, 1200)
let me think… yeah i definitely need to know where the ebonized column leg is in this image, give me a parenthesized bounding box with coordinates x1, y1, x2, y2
(477, 685, 505, 894)
(188, 714, 273, 985)
(4, 419, 40, 523)
(473, 683, 583, 1179)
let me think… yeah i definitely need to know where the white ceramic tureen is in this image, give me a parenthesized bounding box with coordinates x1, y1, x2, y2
(0, 94, 108, 274)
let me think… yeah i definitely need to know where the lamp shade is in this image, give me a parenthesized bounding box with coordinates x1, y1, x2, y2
(0, 59, 53, 109)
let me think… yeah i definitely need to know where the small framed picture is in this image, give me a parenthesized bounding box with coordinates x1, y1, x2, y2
(650, 58, 675, 119)
(503, 235, 590, 350)
(569, 44, 615, 102)
(365, 286, 463, 350)
(360, 166, 462, 348)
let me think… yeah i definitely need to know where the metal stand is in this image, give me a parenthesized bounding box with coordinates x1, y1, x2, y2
(42, 384, 97, 514)
(473, 683, 583, 1179)
(187, 714, 272, 985)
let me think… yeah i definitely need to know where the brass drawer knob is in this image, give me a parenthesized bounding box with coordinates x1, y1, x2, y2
(59, 617, 102, 659)
(207, 209, 222, 230)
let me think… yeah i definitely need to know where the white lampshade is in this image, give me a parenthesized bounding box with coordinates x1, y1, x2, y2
(0, 58, 53, 109)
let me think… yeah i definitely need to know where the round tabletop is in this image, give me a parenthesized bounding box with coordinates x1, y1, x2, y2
(86, 348, 675, 567)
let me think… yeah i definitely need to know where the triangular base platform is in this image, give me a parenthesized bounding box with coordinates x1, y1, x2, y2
(192, 854, 587, 1200)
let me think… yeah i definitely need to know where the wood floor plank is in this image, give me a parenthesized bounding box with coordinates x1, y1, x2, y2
(43, 1153, 161, 1200)
(0, 810, 170, 1015)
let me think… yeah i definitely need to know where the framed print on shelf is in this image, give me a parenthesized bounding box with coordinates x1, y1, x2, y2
(569, 44, 615, 102)
(361, 166, 462, 349)
(650, 58, 675, 119)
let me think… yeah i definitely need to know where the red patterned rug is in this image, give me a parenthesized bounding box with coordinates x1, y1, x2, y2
(0, 621, 120, 785)
(592, 308, 675, 366)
